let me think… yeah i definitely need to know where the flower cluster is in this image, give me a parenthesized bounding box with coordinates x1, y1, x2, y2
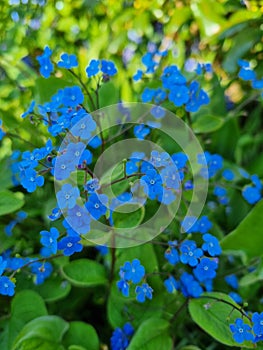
(117, 259, 153, 303)
(110, 323, 134, 350)
(230, 312, 263, 344)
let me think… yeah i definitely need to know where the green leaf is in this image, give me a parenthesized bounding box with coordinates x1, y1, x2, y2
(63, 322, 99, 350)
(179, 346, 202, 350)
(0, 157, 13, 190)
(112, 204, 145, 228)
(68, 346, 86, 350)
(12, 316, 69, 350)
(192, 115, 224, 133)
(220, 200, 263, 261)
(8, 290, 48, 349)
(98, 81, 119, 108)
(222, 28, 262, 73)
(127, 318, 172, 350)
(0, 190, 24, 216)
(188, 292, 253, 348)
(61, 259, 107, 287)
(33, 277, 71, 302)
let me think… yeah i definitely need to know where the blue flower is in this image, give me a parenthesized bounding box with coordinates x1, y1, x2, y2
(54, 154, 76, 181)
(140, 169, 163, 200)
(57, 53, 78, 69)
(110, 323, 134, 350)
(164, 276, 179, 293)
(180, 240, 203, 266)
(162, 65, 186, 88)
(171, 152, 188, 170)
(120, 259, 145, 284)
(95, 245, 108, 255)
(117, 279, 130, 297)
(65, 205, 91, 234)
(40, 227, 59, 255)
(57, 183, 80, 210)
(20, 168, 44, 193)
(101, 60, 117, 76)
(134, 125, 150, 140)
(225, 274, 239, 289)
(86, 193, 108, 220)
(84, 178, 100, 193)
(0, 276, 15, 296)
(36, 46, 54, 78)
(150, 150, 169, 168)
(229, 292, 243, 304)
(71, 113, 97, 140)
(21, 100, 35, 118)
(30, 261, 53, 285)
(165, 244, 179, 265)
(193, 258, 218, 282)
(62, 86, 84, 107)
(180, 272, 203, 298)
(86, 59, 100, 77)
(252, 312, 263, 336)
(133, 69, 143, 81)
(222, 169, 235, 181)
(135, 283, 153, 302)
(242, 185, 261, 204)
(230, 318, 254, 344)
(58, 236, 83, 256)
(202, 234, 221, 256)
(168, 85, 189, 106)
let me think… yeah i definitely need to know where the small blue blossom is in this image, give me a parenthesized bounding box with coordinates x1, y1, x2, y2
(86, 193, 108, 220)
(30, 261, 53, 285)
(120, 259, 145, 284)
(252, 312, 263, 336)
(140, 169, 163, 200)
(117, 279, 130, 297)
(57, 183, 80, 210)
(134, 124, 150, 140)
(180, 272, 203, 298)
(180, 240, 203, 266)
(62, 86, 84, 107)
(0, 276, 15, 296)
(65, 205, 91, 234)
(229, 292, 243, 304)
(110, 323, 134, 350)
(168, 85, 189, 106)
(101, 60, 117, 76)
(242, 185, 261, 204)
(202, 233, 221, 257)
(86, 59, 100, 77)
(40, 227, 60, 255)
(57, 53, 78, 69)
(164, 276, 179, 293)
(20, 168, 44, 193)
(84, 178, 100, 193)
(57, 236, 83, 256)
(222, 169, 235, 181)
(36, 46, 54, 78)
(230, 318, 254, 344)
(71, 113, 97, 140)
(193, 258, 218, 282)
(165, 245, 179, 265)
(225, 274, 239, 289)
(135, 283, 153, 303)
(21, 100, 35, 118)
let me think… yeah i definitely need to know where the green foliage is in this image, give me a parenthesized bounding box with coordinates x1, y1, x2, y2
(0, 191, 24, 216)
(127, 318, 172, 350)
(61, 259, 107, 287)
(188, 292, 253, 348)
(221, 200, 263, 262)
